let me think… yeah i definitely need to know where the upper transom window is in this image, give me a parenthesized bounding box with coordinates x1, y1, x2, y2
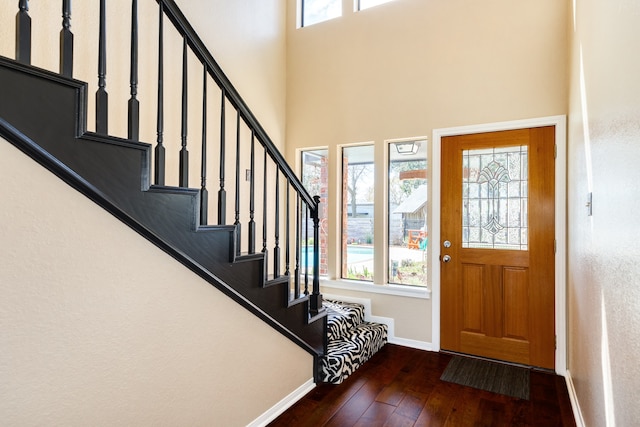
(301, 0, 342, 27)
(357, 0, 395, 11)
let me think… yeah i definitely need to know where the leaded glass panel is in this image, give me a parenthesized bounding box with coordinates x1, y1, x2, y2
(462, 146, 528, 250)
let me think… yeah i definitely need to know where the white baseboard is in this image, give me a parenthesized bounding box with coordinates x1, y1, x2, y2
(247, 378, 315, 427)
(388, 336, 434, 351)
(564, 370, 585, 427)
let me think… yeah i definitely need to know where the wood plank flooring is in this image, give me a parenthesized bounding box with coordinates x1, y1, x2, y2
(268, 344, 576, 426)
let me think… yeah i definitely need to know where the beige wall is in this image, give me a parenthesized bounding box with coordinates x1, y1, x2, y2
(286, 0, 567, 344)
(322, 286, 432, 343)
(176, 0, 287, 147)
(567, 1, 640, 425)
(0, 140, 312, 426)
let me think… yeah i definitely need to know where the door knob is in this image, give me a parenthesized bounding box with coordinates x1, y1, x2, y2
(442, 255, 451, 263)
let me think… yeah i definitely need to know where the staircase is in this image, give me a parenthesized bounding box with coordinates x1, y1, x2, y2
(0, 0, 386, 384)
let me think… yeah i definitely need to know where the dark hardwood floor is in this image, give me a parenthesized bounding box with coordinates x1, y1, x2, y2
(269, 344, 576, 427)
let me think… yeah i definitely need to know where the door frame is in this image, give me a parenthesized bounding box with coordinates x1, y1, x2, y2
(431, 115, 567, 374)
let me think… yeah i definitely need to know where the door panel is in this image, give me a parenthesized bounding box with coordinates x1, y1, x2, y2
(441, 127, 555, 369)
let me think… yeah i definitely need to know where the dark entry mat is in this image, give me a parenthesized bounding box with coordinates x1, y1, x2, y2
(440, 356, 530, 400)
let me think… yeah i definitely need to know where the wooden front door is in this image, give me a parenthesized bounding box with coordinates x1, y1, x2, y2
(440, 126, 555, 369)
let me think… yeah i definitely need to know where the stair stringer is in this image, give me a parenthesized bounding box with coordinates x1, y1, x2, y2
(0, 56, 327, 362)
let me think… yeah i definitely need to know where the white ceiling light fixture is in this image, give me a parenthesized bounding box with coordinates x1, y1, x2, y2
(395, 142, 419, 155)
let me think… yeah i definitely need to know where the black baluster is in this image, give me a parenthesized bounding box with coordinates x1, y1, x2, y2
(285, 180, 290, 277)
(273, 167, 280, 278)
(200, 65, 208, 225)
(304, 204, 309, 295)
(248, 131, 256, 254)
(310, 196, 323, 314)
(262, 147, 268, 255)
(262, 147, 268, 279)
(60, 0, 73, 77)
(155, 2, 165, 185)
(179, 37, 188, 187)
(128, 0, 139, 140)
(96, 0, 108, 134)
(294, 193, 300, 299)
(16, 0, 31, 64)
(234, 111, 241, 255)
(218, 90, 226, 224)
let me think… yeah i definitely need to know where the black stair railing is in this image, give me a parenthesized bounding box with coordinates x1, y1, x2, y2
(9, 0, 324, 315)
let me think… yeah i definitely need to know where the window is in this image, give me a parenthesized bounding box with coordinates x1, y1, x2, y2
(299, 139, 428, 291)
(300, 149, 329, 276)
(388, 141, 428, 287)
(462, 146, 528, 250)
(301, 0, 342, 27)
(342, 145, 375, 281)
(356, 0, 395, 11)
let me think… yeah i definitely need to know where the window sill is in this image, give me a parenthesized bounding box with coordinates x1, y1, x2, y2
(320, 279, 431, 299)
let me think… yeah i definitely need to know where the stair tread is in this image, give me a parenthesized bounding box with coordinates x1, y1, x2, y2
(324, 299, 366, 341)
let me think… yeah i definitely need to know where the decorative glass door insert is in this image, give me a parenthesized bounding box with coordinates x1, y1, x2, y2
(462, 145, 528, 250)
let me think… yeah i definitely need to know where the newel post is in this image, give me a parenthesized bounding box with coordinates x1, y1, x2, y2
(310, 195, 324, 315)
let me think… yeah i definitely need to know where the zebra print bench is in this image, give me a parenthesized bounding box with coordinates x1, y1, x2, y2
(320, 299, 388, 384)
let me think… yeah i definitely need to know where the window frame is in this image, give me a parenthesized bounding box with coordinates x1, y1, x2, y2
(299, 0, 342, 28)
(297, 139, 432, 300)
(356, 0, 396, 12)
(387, 139, 429, 288)
(340, 143, 376, 282)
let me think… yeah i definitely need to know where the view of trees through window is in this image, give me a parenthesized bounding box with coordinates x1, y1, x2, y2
(342, 145, 375, 281)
